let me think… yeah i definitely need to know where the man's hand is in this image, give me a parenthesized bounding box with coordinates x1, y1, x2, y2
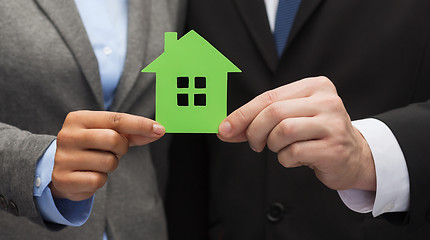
(50, 111, 165, 201)
(218, 76, 376, 191)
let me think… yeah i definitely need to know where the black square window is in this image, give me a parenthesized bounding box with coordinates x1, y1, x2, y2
(195, 77, 206, 88)
(177, 77, 189, 88)
(177, 94, 188, 106)
(194, 94, 206, 106)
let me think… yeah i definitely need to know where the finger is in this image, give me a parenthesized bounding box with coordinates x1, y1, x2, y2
(66, 111, 165, 138)
(52, 171, 108, 195)
(246, 98, 317, 152)
(218, 76, 335, 140)
(73, 129, 129, 156)
(267, 117, 328, 153)
(124, 133, 166, 146)
(49, 182, 95, 201)
(217, 126, 248, 143)
(277, 140, 324, 169)
(58, 150, 119, 173)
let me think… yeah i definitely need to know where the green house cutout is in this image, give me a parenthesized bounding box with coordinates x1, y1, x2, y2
(142, 30, 241, 133)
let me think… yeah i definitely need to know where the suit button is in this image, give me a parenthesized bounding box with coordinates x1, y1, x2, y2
(267, 202, 285, 223)
(426, 210, 430, 221)
(8, 201, 18, 216)
(0, 196, 7, 211)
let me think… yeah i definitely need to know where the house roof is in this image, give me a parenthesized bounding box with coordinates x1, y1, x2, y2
(142, 30, 241, 74)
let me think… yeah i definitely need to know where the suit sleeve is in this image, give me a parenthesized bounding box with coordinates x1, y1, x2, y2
(375, 100, 430, 229)
(0, 122, 55, 219)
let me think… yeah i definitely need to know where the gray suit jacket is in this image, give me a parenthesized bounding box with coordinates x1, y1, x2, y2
(0, 0, 185, 239)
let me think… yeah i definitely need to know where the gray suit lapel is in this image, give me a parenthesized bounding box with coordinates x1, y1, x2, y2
(109, 0, 151, 111)
(34, 0, 104, 109)
(111, 0, 177, 112)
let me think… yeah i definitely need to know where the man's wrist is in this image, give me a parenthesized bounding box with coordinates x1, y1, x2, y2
(351, 127, 376, 191)
(339, 118, 410, 216)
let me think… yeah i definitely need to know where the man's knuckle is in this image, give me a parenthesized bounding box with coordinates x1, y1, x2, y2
(267, 143, 276, 152)
(288, 143, 301, 157)
(317, 95, 343, 112)
(317, 76, 330, 84)
(267, 102, 284, 119)
(307, 76, 336, 94)
(329, 117, 348, 135)
(266, 135, 279, 152)
(320, 76, 337, 92)
(235, 109, 247, 123)
(327, 95, 343, 107)
(312, 76, 330, 87)
(333, 144, 349, 160)
(278, 155, 287, 167)
(263, 90, 278, 104)
(279, 119, 294, 136)
(277, 152, 291, 168)
(245, 128, 254, 141)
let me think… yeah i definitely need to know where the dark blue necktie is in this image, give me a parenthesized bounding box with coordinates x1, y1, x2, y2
(274, 0, 302, 56)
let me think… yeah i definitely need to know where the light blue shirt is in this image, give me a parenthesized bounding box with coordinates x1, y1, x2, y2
(34, 0, 128, 237)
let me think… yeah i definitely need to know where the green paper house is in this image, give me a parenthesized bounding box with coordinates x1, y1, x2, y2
(142, 30, 241, 133)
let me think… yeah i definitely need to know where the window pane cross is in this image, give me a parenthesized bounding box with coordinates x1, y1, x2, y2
(176, 76, 207, 107)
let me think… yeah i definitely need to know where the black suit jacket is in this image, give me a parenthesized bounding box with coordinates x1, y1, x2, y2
(165, 1, 430, 239)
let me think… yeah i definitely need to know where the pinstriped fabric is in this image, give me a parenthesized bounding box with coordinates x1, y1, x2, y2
(274, 0, 301, 56)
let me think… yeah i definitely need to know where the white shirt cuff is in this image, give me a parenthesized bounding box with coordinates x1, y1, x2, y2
(338, 118, 410, 217)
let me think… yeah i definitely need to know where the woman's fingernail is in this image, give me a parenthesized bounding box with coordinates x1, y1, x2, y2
(219, 121, 232, 136)
(153, 124, 165, 135)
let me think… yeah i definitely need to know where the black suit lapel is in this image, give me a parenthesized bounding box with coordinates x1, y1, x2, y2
(233, 0, 325, 71)
(285, 0, 325, 52)
(233, 0, 278, 73)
